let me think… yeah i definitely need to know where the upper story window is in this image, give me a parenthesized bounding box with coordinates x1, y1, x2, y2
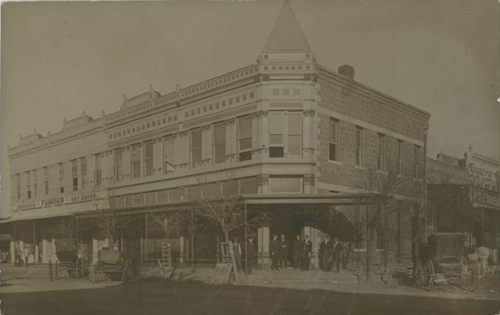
(44, 167, 49, 195)
(268, 111, 302, 158)
(80, 157, 87, 189)
(329, 118, 339, 161)
(164, 135, 175, 175)
(190, 129, 202, 168)
(59, 163, 65, 193)
(213, 123, 226, 165)
(377, 134, 386, 171)
(238, 116, 252, 161)
(114, 149, 123, 182)
(397, 141, 403, 175)
(33, 169, 38, 197)
(71, 159, 78, 191)
(26, 171, 31, 199)
(144, 140, 154, 177)
(94, 154, 102, 186)
(355, 127, 364, 166)
(132, 144, 142, 179)
(16, 174, 20, 200)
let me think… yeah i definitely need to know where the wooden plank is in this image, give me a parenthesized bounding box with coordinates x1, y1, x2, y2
(211, 263, 233, 285)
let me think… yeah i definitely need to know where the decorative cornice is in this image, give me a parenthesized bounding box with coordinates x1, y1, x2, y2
(183, 104, 257, 129)
(108, 125, 180, 149)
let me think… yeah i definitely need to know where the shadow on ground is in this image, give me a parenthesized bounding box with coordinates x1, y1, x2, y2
(2, 276, 499, 315)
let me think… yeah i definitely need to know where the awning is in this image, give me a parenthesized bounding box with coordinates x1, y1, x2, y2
(74, 192, 387, 219)
(0, 212, 72, 224)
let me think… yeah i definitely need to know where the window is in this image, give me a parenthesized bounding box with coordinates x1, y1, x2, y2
(26, 171, 31, 199)
(33, 169, 38, 197)
(164, 136, 175, 175)
(132, 144, 142, 179)
(268, 112, 303, 158)
(59, 163, 65, 193)
(288, 113, 302, 156)
(397, 141, 403, 175)
(272, 88, 279, 96)
(238, 116, 252, 161)
(190, 129, 202, 168)
(80, 158, 87, 189)
(414, 145, 420, 179)
(329, 118, 338, 161)
(16, 174, 20, 200)
(94, 154, 102, 186)
(114, 149, 123, 182)
(213, 123, 226, 164)
(44, 167, 49, 195)
(377, 134, 386, 171)
(355, 127, 363, 166)
(269, 112, 284, 157)
(144, 140, 154, 177)
(72, 159, 78, 191)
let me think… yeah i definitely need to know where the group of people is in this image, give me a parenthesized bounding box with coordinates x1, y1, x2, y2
(270, 234, 314, 271)
(230, 235, 257, 275)
(270, 234, 344, 272)
(228, 233, 347, 274)
(14, 243, 33, 267)
(318, 235, 343, 272)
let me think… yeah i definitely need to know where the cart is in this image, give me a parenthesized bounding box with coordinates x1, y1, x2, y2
(415, 233, 481, 291)
(91, 249, 126, 283)
(53, 239, 78, 279)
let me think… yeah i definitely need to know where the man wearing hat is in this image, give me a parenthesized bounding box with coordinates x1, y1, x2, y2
(245, 233, 257, 274)
(270, 234, 281, 271)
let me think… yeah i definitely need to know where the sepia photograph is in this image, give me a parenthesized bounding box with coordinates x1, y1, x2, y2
(1, 0, 499, 314)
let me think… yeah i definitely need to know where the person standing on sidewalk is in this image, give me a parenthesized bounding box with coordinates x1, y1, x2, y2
(232, 237, 242, 272)
(332, 237, 343, 273)
(15, 243, 22, 267)
(270, 234, 280, 271)
(292, 235, 303, 270)
(279, 234, 289, 269)
(301, 235, 312, 271)
(320, 235, 333, 271)
(245, 235, 257, 275)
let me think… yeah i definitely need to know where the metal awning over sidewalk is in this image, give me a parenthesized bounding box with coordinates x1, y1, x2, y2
(73, 192, 388, 219)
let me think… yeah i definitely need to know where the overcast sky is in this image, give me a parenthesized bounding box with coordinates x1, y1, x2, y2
(1, 0, 499, 215)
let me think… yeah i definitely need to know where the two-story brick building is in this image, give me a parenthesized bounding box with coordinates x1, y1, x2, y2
(1, 2, 430, 267)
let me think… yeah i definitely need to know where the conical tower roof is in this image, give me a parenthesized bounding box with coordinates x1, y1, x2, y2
(263, 1, 311, 53)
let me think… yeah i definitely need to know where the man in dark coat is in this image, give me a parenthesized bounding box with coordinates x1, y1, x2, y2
(244, 235, 257, 275)
(301, 235, 313, 271)
(232, 237, 242, 272)
(292, 235, 303, 270)
(332, 237, 343, 273)
(320, 235, 333, 271)
(270, 234, 280, 271)
(279, 234, 289, 269)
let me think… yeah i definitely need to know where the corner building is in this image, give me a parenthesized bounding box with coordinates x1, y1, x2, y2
(3, 3, 430, 267)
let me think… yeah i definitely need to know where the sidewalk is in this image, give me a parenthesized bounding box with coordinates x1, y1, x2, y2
(3, 263, 499, 302)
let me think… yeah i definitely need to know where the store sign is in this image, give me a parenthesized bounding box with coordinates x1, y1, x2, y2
(14, 193, 99, 212)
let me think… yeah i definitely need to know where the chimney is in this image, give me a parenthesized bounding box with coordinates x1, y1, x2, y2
(338, 65, 355, 80)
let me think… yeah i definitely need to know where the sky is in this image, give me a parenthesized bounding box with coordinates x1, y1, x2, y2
(1, 0, 499, 216)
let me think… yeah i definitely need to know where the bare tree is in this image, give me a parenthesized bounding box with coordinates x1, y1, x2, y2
(47, 216, 78, 239)
(355, 160, 401, 281)
(85, 192, 140, 249)
(148, 210, 187, 240)
(192, 166, 272, 242)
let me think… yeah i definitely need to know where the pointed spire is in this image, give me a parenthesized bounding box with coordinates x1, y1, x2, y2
(263, 1, 311, 53)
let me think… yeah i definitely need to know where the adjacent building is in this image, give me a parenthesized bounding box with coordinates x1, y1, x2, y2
(428, 147, 500, 249)
(1, 2, 430, 267)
